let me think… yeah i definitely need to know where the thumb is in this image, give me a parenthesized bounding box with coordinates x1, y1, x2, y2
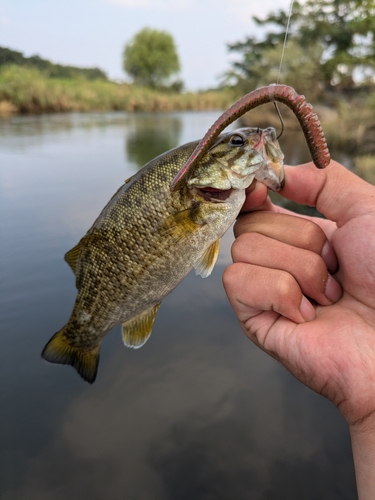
(281, 161, 375, 225)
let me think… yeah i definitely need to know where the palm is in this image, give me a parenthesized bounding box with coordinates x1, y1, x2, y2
(251, 300, 375, 425)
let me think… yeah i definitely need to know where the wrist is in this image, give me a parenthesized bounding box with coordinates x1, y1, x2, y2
(349, 415, 375, 500)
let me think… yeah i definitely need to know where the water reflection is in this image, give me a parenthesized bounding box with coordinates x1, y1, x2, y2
(125, 114, 182, 168)
(0, 112, 357, 500)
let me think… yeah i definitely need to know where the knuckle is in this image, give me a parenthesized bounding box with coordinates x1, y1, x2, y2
(222, 263, 240, 293)
(303, 253, 327, 284)
(298, 219, 325, 250)
(231, 233, 249, 261)
(275, 272, 299, 300)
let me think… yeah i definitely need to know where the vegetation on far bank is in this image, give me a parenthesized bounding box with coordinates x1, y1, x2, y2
(123, 28, 182, 91)
(0, 65, 234, 114)
(1, 0, 375, 170)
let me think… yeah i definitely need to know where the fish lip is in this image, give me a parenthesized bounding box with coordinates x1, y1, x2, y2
(193, 186, 233, 202)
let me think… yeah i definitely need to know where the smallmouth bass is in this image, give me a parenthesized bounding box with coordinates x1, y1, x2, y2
(42, 127, 285, 383)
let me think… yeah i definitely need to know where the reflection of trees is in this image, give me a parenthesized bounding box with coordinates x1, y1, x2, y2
(125, 115, 182, 169)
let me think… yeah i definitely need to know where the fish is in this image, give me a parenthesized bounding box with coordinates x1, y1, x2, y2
(42, 126, 285, 383)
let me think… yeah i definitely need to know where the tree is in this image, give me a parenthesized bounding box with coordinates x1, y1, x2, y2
(225, 0, 375, 93)
(0, 46, 108, 80)
(223, 38, 324, 98)
(123, 28, 181, 89)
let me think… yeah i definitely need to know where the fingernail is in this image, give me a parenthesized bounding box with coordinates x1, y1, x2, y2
(325, 275, 342, 303)
(300, 296, 316, 321)
(321, 241, 338, 273)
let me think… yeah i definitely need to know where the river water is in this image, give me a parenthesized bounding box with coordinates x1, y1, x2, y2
(0, 112, 356, 499)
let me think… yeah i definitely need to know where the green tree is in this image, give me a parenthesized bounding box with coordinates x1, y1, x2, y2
(223, 38, 324, 98)
(0, 46, 108, 80)
(123, 28, 181, 89)
(225, 0, 375, 93)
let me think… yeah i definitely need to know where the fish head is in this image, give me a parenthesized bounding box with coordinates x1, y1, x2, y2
(186, 127, 285, 198)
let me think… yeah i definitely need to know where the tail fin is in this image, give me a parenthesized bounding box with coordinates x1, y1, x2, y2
(41, 328, 100, 384)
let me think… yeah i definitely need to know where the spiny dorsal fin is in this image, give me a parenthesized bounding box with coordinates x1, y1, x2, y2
(194, 239, 220, 278)
(122, 303, 161, 349)
(41, 328, 100, 384)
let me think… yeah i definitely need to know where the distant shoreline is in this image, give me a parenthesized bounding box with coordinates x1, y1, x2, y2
(0, 65, 234, 115)
(1, 64, 374, 162)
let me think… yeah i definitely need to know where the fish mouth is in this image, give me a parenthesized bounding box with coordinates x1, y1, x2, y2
(193, 186, 234, 202)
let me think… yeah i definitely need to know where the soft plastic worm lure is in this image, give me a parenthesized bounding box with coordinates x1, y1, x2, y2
(171, 84, 330, 191)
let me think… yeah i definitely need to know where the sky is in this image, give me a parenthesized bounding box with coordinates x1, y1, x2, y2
(0, 0, 292, 91)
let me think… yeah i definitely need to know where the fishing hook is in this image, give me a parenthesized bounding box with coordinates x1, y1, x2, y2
(274, 102, 284, 139)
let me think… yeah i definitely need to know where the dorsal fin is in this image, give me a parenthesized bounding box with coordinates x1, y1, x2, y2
(122, 303, 161, 349)
(194, 239, 220, 278)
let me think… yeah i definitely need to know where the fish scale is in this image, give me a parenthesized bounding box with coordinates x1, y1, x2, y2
(42, 127, 285, 383)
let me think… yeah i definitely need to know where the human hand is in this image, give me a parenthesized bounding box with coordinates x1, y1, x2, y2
(223, 161, 375, 431)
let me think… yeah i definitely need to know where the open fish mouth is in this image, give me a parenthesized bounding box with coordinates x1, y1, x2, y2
(194, 186, 234, 202)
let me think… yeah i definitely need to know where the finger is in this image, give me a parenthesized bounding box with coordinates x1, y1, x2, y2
(282, 161, 375, 224)
(241, 195, 338, 241)
(232, 232, 341, 305)
(222, 262, 316, 325)
(234, 212, 338, 273)
(240, 180, 269, 212)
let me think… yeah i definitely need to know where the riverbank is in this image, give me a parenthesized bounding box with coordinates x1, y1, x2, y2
(0, 65, 234, 114)
(1, 64, 374, 179)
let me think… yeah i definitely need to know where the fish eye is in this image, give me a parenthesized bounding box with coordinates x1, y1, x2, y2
(229, 134, 245, 146)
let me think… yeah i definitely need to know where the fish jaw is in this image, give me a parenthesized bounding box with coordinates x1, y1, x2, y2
(251, 127, 285, 191)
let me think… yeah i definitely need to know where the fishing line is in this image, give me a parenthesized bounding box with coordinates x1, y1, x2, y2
(277, 0, 295, 84)
(274, 0, 295, 138)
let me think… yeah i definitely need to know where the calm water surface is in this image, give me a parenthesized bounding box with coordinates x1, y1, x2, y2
(1, 112, 356, 499)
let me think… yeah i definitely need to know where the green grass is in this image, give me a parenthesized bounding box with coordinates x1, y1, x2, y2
(0, 65, 234, 114)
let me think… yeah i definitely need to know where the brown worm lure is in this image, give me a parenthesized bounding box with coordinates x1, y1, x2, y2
(171, 84, 330, 191)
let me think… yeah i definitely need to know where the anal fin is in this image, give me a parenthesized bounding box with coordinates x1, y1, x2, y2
(194, 239, 220, 278)
(122, 303, 161, 349)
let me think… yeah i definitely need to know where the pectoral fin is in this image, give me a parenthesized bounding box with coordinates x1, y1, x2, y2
(194, 239, 220, 278)
(122, 303, 161, 349)
(157, 205, 204, 240)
